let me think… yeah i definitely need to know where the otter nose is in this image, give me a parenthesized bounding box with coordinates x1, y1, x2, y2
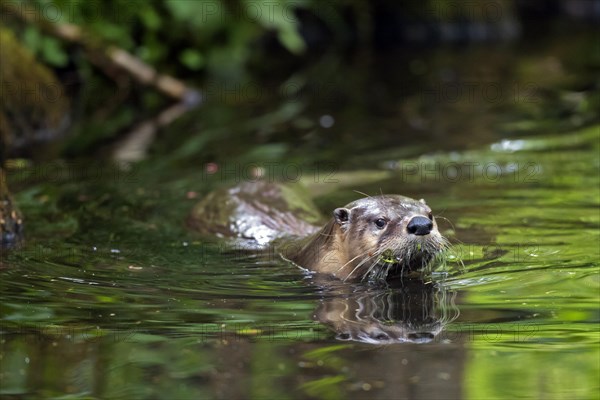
(407, 216, 433, 236)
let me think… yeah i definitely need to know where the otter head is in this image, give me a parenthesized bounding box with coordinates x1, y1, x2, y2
(333, 195, 448, 281)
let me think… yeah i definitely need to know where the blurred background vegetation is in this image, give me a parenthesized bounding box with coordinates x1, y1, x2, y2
(1, 0, 598, 163)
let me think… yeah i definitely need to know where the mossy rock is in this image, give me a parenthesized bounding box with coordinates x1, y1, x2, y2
(0, 168, 23, 246)
(0, 26, 69, 152)
(0, 26, 70, 246)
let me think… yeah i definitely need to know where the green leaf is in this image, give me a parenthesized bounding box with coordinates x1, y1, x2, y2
(41, 37, 68, 67)
(180, 49, 205, 70)
(278, 27, 306, 55)
(22, 26, 42, 54)
(140, 7, 162, 30)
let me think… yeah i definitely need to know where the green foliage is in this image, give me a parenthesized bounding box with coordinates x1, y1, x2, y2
(22, 26, 68, 67)
(20, 0, 311, 77)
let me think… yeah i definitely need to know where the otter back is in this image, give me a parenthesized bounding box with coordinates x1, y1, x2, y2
(187, 182, 322, 247)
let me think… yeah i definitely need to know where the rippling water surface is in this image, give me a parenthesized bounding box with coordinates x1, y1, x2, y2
(1, 39, 599, 399)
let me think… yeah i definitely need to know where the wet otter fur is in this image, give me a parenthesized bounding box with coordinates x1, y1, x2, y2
(188, 182, 448, 282)
(283, 195, 448, 282)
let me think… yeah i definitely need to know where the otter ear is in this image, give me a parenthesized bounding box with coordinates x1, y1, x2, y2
(333, 208, 350, 225)
(419, 198, 427, 204)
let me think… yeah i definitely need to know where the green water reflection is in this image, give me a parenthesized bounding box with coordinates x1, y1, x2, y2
(1, 37, 599, 400)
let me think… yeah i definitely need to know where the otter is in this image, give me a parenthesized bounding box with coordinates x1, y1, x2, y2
(285, 195, 448, 282)
(187, 182, 448, 282)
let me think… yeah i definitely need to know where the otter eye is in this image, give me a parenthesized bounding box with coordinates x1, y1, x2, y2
(428, 212, 433, 220)
(374, 218, 387, 229)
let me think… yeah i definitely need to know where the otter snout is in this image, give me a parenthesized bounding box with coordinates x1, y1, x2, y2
(407, 216, 433, 236)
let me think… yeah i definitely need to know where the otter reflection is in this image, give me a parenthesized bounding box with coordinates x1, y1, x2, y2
(314, 278, 458, 344)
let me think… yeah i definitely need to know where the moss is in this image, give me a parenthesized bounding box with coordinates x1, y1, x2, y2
(0, 26, 69, 151)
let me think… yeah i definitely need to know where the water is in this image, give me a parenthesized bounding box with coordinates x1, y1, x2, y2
(1, 34, 599, 399)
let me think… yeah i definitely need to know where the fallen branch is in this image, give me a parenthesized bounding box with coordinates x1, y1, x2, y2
(2, 1, 202, 105)
(112, 101, 192, 163)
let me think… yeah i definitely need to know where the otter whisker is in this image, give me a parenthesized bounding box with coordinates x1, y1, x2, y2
(345, 251, 381, 282)
(317, 231, 336, 238)
(374, 259, 391, 282)
(344, 256, 374, 282)
(362, 248, 389, 282)
(335, 251, 370, 274)
(362, 259, 380, 282)
(369, 260, 386, 282)
(434, 215, 455, 230)
(352, 190, 372, 199)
